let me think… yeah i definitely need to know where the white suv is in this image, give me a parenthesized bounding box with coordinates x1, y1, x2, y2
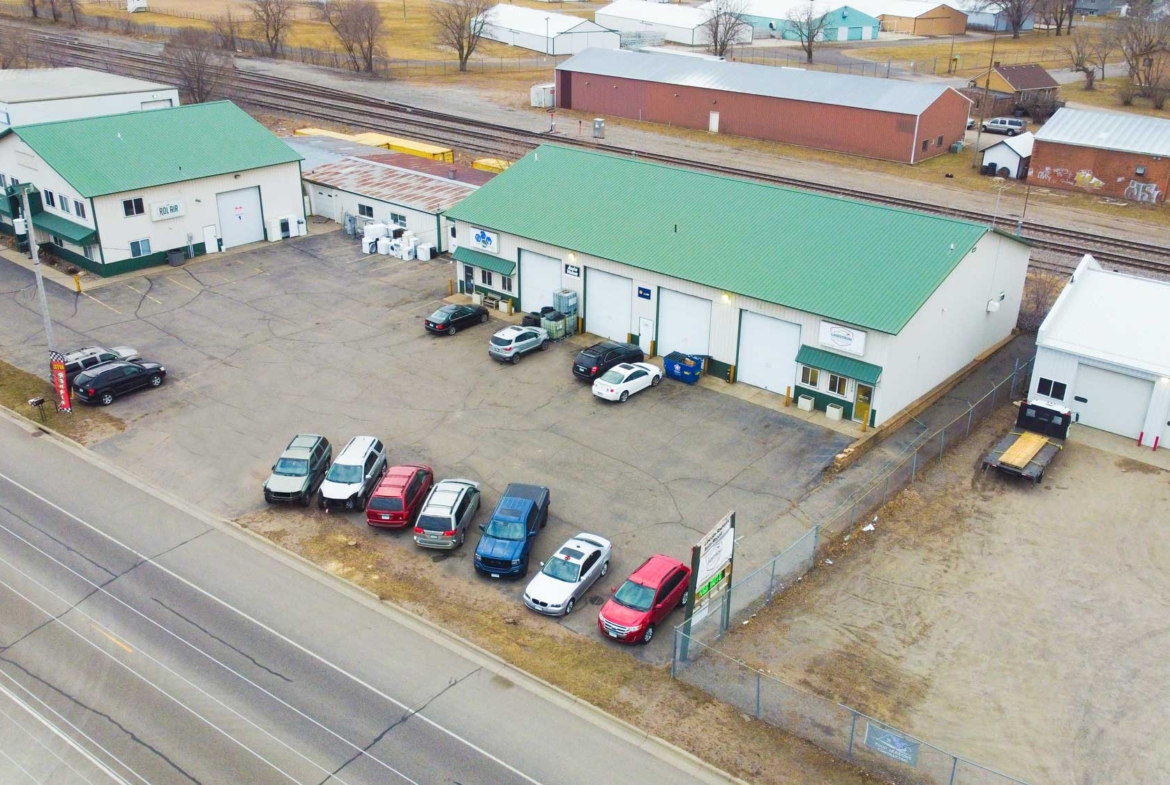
(318, 436, 387, 511)
(981, 117, 1027, 136)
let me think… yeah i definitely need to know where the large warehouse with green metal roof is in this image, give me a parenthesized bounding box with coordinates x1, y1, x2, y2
(446, 145, 1030, 427)
(0, 101, 305, 276)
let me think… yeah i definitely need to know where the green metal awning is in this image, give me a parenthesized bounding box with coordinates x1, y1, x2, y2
(453, 245, 515, 276)
(796, 345, 882, 385)
(31, 211, 97, 246)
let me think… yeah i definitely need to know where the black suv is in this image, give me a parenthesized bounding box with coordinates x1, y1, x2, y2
(572, 341, 644, 380)
(73, 360, 166, 406)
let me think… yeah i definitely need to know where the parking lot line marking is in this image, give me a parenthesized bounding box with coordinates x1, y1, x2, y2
(89, 622, 133, 654)
(81, 293, 122, 315)
(167, 277, 200, 293)
(372, 262, 398, 273)
(253, 267, 268, 275)
(124, 283, 162, 305)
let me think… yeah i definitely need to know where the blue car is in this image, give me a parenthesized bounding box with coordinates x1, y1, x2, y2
(474, 483, 551, 579)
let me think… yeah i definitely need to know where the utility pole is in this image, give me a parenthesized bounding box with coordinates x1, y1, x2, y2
(19, 185, 56, 357)
(971, 16, 1001, 168)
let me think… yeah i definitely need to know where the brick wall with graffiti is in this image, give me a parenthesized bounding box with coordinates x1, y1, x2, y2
(1027, 140, 1169, 205)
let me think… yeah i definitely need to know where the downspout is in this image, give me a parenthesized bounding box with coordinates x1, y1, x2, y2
(910, 112, 921, 164)
(89, 196, 106, 267)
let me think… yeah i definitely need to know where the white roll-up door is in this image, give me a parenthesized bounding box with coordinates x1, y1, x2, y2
(737, 311, 802, 394)
(141, 99, 174, 110)
(519, 250, 561, 313)
(585, 268, 632, 342)
(1072, 364, 1153, 440)
(216, 187, 264, 249)
(658, 288, 711, 356)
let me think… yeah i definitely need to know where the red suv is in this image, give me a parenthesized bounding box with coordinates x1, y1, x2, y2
(366, 464, 433, 528)
(597, 555, 691, 645)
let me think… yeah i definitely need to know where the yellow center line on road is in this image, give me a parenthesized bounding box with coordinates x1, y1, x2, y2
(81, 292, 122, 315)
(166, 276, 200, 294)
(124, 283, 162, 305)
(88, 622, 133, 654)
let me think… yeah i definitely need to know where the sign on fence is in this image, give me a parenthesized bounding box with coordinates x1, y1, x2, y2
(679, 511, 735, 658)
(864, 722, 920, 766)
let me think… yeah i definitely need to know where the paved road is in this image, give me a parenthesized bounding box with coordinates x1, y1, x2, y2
(0, 414, 726, 785)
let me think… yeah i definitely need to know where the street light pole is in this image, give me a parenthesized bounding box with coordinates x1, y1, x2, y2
(18, 185, 56, 357)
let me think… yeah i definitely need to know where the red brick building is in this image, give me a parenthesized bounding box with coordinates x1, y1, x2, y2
(1030, 107, 1170, 205)
(555, 49, 972, 164)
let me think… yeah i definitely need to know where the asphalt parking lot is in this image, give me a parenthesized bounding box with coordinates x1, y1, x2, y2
(0, 230, 851, 659)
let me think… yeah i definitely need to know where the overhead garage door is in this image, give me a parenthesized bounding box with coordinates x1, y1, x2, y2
(737, 311, 802, 394)
(1073, 364, 1153, 440)
(216, 187, 264, 249)
(520, 250, 561, 313)
(658, 288, 711, 357)
(585, 268, 632, 342)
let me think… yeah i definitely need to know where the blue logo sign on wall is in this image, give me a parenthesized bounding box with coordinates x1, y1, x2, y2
(637, 287, 651, 300)
(474, 230, 493, 249)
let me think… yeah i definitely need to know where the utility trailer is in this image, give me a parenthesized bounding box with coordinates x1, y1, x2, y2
(982, 400, 1071, 484)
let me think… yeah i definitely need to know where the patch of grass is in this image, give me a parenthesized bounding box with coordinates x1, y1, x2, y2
(850, 30, 1086, 76)
(0, 358, 123, 445)
(1060, 77, 1170, 117)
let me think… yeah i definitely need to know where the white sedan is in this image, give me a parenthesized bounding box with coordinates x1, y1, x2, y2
(591, 362, 662, 403)
(523, 533, 612, 616)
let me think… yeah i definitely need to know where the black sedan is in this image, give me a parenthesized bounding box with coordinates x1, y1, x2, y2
(424, 304, 490, 336)
(73, 360, 166, 406)
(572, 341, 644, 380)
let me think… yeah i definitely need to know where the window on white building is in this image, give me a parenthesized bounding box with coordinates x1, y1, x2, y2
(83, 246, 94, 260)
(1036, 378, 1067, 401)
(60, 199, 70, 215)
(44, 190, 55, 208)
(74, 200, 86, 219)
(828, 374, 847, 397)
(130, 238, 152, 258)
(358, 204, 374, 218)
(51, 235, 64, 247)
(0, 175, 6, 188)
(800, 366, 819, 387)
(481, 269, 493, 286)
(123, 198, 144, 217)
(501, 276, 512, 292)
(390, 212, 407, 228)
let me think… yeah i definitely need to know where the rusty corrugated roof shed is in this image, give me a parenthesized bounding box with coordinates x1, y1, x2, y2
(302, 158, 480, 213)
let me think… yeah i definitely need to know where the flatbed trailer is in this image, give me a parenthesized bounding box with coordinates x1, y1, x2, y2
(982, 400, 1071, 484)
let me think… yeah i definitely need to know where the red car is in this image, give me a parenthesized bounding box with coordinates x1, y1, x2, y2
(365, 464, 433, 528)
(597, 554, 691, 645)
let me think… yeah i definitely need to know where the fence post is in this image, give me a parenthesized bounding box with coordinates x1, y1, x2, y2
(911, 449, 917, 481)
(940, 428, 946, 457)
(948, 756, 959, 785)
(812, 524, 819, 563)
(671, 628, 678, 678)
(756, 671, 762, 718)
(847, 713, 858, 759)
(883, 474, 890, 505)
(768, 557, 777, 599)
(1010, 357, 1021, 397)
(966, 405, 974, 437)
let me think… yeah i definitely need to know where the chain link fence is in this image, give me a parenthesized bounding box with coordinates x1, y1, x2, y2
(672, 357, 1034, 783)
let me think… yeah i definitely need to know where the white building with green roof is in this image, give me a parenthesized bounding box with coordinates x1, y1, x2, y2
(446, 145, 1030, 427)
(0, 101, 306, 276)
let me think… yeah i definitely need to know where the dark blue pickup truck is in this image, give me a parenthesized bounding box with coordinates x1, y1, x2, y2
(474, 483, 550, 578)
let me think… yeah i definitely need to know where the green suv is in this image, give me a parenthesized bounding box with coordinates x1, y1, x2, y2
(263, 434, 332, 506)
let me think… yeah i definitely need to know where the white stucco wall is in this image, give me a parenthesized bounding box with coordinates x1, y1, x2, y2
(0, 89, 180, 128)
(306, 182, 448, 252)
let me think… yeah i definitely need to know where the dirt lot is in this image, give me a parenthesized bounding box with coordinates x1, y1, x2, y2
(713, 405, 1170, 783)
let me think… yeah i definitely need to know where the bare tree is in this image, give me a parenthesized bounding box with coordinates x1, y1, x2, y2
(26, 0, 39, 19)
(1090, 22, 1118, 81)
(1018, 271, 1066, 332)
(324, 0, 384, 73)
(163, 28, 234, 103)
(997, 0, 1036, 38)
(247, 0, 297, 58)
(1063, 0, 1074, 35)
(0, 29, 30, 69)
(701, 0, 751, 58)
(785, 0, 829, 63)
(430, 0, 494, 72)
(212, 9, 242, 51)
(1061, 27, 1097, 87)
(62, 0, 81, 25)
(1036, 0, 1068, 35)
(1117, 1, 1170, 97)
(45, 0, 60, 22)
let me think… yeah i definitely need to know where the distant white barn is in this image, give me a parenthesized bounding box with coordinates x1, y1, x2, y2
(478, 6, 621, 55)
(595, 0, 752, 46)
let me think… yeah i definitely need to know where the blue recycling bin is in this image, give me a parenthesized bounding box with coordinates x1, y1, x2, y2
(663, 352, 704, 385)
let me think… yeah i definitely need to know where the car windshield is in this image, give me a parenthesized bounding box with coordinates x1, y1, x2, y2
(491, 335, 512, 347)
(599, 370, 624, 384)
(417, 514, 452, 532)
(483, 518, 526, 541)
(273, 458, 308, 476)
(613, 580, 655, 612)
(542, 558, 580, 583)
(368, 496, 403, 511)
(326, 463, 362, 484)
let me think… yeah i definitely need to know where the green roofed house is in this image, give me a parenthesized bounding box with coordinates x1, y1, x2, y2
(0, 101, 305, 276)
(446, 145, 1030, 427)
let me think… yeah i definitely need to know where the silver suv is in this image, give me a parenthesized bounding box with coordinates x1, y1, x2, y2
(488, 325, 550, 364)
(63, 345, 139, 385)
(981, 117, 1026, 136)
(318, 435, 387, 510)
(264, 434, 332, 506)
(414, 479, 481, 549)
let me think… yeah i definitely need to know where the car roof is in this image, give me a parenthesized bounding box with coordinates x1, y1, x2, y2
(496, 325, 525, 337)
(630, 554, 686, 585)
(336, 435, 377, 463)
(424, 486, 463, 513)
(558, 535, 605, 562)
(375, 464, 424, 494)
(83, 361, 131, 376)
(613, 363, 636, 372)
(64, 346, 111, 361)
(288, 434, 323, 451)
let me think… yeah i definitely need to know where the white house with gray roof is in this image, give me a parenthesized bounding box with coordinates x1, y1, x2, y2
(0, 68, 178, 128)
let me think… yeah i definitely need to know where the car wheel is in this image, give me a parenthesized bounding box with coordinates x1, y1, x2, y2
(345, 497, 356, 510)
(480, 313, 489, 324)
(601, 560, 608, 577)
(650, 374, 661, 387)
(540, 340, 550, 351)
(981, 124, 989, 132)
(511, 353, 521, 365)
(448, 326, 457, 336)
(457, 530, 466, 548)
(519, 558, 529, 578)
(300, 491, 311, 508)
(642, 624, 655, 644)
(317, 494, 326, 510)
(619, 390, 629, 402)
(1007, 129, 1016, 136)
(264, 491, 274, 504)
(149, 374, 163, 387)
(680, 589, 690, 607)
(99, 392, 114, 406)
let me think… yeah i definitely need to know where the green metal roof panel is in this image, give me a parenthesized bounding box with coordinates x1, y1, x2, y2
(446, 146, 1003, 334)
(31, 211, 97, 245)
(796, 345, 882, 384)
(453, 246, 515, 276)
(14, 102, 302, 197)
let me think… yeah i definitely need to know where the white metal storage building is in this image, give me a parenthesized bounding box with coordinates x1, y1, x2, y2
(981, 132, 1033, 179)
(479, 5, 620, 54)
(446, 145, 1030, 428)
(1031, 254, 1170, 450)
(596, 0, 752, 46)
(0, 101, 304, 276)
(0, 68, 179, 128)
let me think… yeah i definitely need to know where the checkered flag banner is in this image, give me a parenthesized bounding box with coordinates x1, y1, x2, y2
(49, 350, 72, 413)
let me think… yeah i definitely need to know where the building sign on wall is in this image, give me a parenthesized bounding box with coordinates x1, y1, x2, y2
(471, 227, 498, 254)
(150, 199, 186, 222)
(819, 321, 867, 357)
(637, 286, 652, 300)
(564, 264, 580, 277)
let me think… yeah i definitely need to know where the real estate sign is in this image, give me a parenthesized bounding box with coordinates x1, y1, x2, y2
(679, 511, 735, 660)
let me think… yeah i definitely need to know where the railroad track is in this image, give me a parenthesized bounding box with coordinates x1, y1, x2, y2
(21, 28, 1170, 276)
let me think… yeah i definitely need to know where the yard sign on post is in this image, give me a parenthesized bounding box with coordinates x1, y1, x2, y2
(679, 510, 735, 662)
